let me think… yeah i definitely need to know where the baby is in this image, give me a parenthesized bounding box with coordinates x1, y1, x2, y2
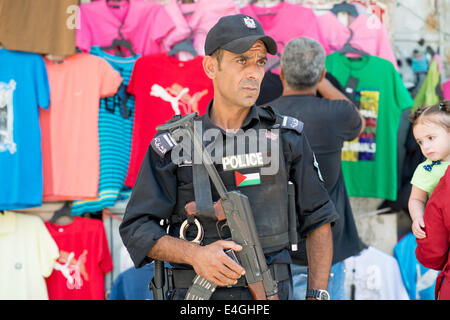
(408, 101, 450, 239)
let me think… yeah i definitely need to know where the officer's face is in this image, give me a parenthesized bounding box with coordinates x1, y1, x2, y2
(207, 41, 267, 109)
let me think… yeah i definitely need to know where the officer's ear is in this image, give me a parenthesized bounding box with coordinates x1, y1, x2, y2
(203, 55, 218, 80)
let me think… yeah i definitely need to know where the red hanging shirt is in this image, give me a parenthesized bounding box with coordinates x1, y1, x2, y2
(45, 217, 113, 300)
(125, 53, 213, 188)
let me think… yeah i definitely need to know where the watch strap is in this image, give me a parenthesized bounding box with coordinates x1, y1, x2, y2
(306, 289, 329, 300)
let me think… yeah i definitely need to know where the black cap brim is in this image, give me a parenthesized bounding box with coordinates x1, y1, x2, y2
(220, 35, 277, 55)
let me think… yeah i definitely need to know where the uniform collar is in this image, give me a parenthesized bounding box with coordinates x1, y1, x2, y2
(202, 99, 260, 132)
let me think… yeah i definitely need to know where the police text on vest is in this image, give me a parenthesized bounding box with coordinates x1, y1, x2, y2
(222, 152, 264, 171)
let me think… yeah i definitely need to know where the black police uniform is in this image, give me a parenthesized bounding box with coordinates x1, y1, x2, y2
(119, 101, 339, 300)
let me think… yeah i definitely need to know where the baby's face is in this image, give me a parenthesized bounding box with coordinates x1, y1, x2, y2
(413, 121, 450, 162)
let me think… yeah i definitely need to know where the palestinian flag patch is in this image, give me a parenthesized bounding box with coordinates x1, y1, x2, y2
(235, 171, 261, 187)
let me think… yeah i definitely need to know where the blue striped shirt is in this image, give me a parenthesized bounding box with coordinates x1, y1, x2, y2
(72, 47, 140, 215)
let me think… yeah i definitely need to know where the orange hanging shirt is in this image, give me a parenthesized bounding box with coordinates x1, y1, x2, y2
(40, 53, 122, 201)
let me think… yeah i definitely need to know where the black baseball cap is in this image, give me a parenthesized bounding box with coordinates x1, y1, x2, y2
(204, 14, 277, 56)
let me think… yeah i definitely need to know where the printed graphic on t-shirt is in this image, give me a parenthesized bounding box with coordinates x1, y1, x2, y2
(352, 264, 383, 300)
(150, 83, 208, 115)
(0, 80, 17, 154)
(342, 90, 379, 161)
(54, 250, 89, 290)
(415, 264, 438, 299)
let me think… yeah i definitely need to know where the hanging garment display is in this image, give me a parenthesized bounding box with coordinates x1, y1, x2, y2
(161, 0, 239, 58)
(412, 58, 441, 111)
(124, 53, 213, 188)
(109, 264, 155, 300)
(76, 0, 178, 57)
(45, 216, 113, 300)
(0, 211, 59, 300)
(394, 232, 437, 300)
(317, 11, 398, 69)
(240, 1, 329, 57)
(344, 246, 409, 300)
(326, 53, 413, 200)
(442, 80, 450, 100)
(71, 47, 140, 215)
(40, 53, 123, 201)
(0, 49, 50, 210)
(0, 0, 77, 56)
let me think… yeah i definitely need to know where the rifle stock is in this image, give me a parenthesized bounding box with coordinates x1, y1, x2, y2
(248, 281, 267, 300)
(248, 282, 280, 300)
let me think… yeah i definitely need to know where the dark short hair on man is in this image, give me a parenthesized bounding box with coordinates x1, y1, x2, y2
(211, 48, 224, 70)
(281, 37, 325, 90)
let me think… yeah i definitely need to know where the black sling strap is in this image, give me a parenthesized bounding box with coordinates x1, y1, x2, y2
(192, 163, 215, 219)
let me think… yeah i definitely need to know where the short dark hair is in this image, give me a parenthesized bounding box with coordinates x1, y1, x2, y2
(211, 48, 224, 70)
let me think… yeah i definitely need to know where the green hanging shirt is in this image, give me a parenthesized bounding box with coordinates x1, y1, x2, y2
(412, 59, 441, 112)
(325, 53, 414, 200)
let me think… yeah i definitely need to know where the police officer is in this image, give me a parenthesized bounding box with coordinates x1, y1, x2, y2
(119, 14, 338, 300)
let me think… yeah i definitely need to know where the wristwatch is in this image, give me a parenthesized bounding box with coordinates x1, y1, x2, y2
(306, 289, 330, 300)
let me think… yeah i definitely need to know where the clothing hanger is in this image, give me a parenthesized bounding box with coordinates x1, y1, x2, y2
(46, 54, 67, 64)
(339, 29, 369, 57)
(100, 23, 137, 57)
(102, 38, 136, 57)
(49, 201, 74, 225)
(106, 0, 129, 9)
(102, 0, 136, 57)
(177, 0, 196, 17)
(251, 0, 283, 13)
(331, 1, 359, 17)
(426, 45, 435, 57)
(168, 37, 197, 57)
(250, 0, 284, 5)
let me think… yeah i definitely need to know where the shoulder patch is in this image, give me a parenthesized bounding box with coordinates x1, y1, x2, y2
(151, 132, 178, 158)
(281, 116, 304, 134)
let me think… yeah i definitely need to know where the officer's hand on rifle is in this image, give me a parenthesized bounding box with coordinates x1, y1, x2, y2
(191, 240, 246, 287)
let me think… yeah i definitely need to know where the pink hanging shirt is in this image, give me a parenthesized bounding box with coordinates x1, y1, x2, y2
(162, 0, 239, 57)
(317, 11, 398, 69)
(443, 80, 450, 100)
(240, 2, 330, 55)
(76, 0, 176, 56)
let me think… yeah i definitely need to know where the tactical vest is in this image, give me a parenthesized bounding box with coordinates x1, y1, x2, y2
(156, 107, 303, 254)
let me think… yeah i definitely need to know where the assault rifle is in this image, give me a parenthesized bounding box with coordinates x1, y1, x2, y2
(156, 112, 279, 300)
